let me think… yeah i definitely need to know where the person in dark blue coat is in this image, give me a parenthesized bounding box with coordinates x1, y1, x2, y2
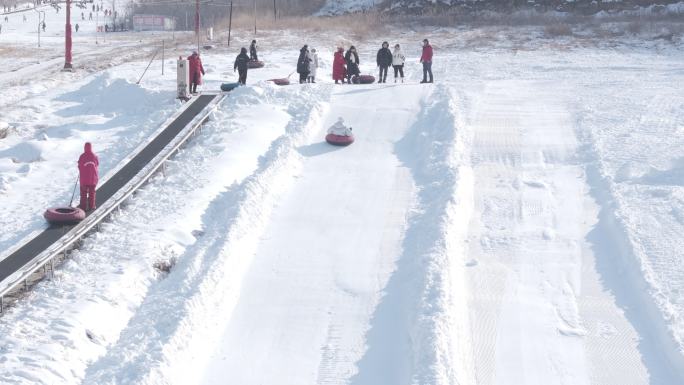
(296, 45, 311, 84)
(376, 41, 392, 83)
(345, 46, 360, 83)
(234, 47, 250, 85)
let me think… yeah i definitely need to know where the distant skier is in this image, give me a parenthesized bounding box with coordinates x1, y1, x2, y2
(332, 47, 346, 84)
(344, 46, 360, 84)
(234, 47, 250, 85)
(308, 48, 318, 83)
(75, 23, 79, 33)
(78, 142, 99, 211)
(89, 12, 92, 20)
(420, 38, 433, 83)
(249, 39, 258, 61)
(296, 45, 311, 84)
(42, 21, 46, 32)
(376, 41, 392, 83)
(187, 51, 205, 94)
(392, 43, 405, 83)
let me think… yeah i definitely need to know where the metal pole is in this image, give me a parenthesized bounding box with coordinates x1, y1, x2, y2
(227, 1, 232, 47)
(161, 40, 164, 75)
(253, 0, 256, 36)
(95, 7, 98, 44)
(64, 0, 73, 70)
(273, 0, 276, 21)
(195, 0, 200, 53)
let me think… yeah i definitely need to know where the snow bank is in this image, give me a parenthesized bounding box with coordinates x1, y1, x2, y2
(350, 84, 474, 385)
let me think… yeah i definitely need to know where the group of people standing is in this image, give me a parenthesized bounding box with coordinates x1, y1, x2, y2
(190, 37, 433, 90)
(332, 46, 361, 84)
(297, 45, 320, 83)
(333, 38, 434, 84)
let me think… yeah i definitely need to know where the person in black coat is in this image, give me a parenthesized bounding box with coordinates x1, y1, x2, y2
(376, 41, 392, 83)
(249, 40, 258, 61)
(296, 45, 311, 84)
(234, 47, 250, 85)
(345, 46, 360, 84)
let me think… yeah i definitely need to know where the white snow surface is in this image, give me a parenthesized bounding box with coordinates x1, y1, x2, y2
(1, 9, 684, 385)
(317, 0, 377, 16)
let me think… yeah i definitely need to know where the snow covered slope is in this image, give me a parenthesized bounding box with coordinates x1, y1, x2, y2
(1, 22, 684, 385)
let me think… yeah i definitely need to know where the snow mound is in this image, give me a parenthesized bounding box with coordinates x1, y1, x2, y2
(56, 73, 165, 118)
(316, 0, 376, 15)
(0, 141, 46, 164)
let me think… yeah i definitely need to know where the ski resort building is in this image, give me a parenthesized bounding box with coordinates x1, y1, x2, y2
(132, 14, 175, 31)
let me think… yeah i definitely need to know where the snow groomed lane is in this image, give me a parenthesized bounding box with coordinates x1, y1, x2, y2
(0, 94, 217, 298)
(196, 83, 430, 385)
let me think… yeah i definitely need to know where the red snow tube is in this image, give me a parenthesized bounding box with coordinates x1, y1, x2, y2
(326, 134, 355, 146)
(247, 60, 265, 69)
(43, 207, 86, 225)
(352, 75, 375, 84)
(268, 78, 290, 86)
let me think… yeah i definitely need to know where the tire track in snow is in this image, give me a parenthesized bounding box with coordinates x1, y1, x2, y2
(81, 85, 332, 385)
(466, 79, 648, 385)
(0, 84, 302, 385)
(578, 114, 684, 385)
(349, 84, 474, 385)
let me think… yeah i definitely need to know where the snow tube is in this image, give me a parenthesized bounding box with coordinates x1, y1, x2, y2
(220, 82, 241, 92)
(43, 207, 86, 225)
(247, 60, 265, 69)
(268, 78, 290, 86)
(325, 133, 355, 146)
(352, 75, 375, 84)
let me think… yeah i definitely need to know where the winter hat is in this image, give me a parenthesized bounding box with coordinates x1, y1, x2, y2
(394, 43, 400, 48)
(252, 39, 256, 44)
(240, 47, 247, 53)
(350, 45, 356, 51)
(84, 142, 92, 152)
(382, 41, 389, 47)
(192, 50, 198, 55)
(311, 48, 316, 53)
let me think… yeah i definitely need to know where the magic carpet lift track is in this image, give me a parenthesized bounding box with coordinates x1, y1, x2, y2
(0, 93, 225, 313)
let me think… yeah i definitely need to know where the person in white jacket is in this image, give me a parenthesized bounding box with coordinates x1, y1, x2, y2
(327, 117, 353, 136)
(308, 48, 319, 83)
(392, 44, 406, 83)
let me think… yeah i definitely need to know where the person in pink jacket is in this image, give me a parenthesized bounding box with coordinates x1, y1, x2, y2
(78, 142, 99, 211)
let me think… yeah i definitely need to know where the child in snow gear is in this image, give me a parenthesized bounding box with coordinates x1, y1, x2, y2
(297, 45, 311, 84)
(234, 47, 250, 85)
(333, 47, 347, 84)
(376, 42, 392, 83)
(345, 46, 360, 84)
(78, 142, 99, 211)
(187, 51, 205, 93)
(328, 117, 353, 136)
(308, 48, 319, 83)
(250, 40, 258, 61)
(392, 44, 405, 83)
(420, 39, 433, 84)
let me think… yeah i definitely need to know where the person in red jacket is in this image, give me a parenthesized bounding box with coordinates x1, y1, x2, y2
(420, 38, 433, 84)
(78, 142, 99, 211)
(332, 47, 347, 84)
(187, 51, 205, 94)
